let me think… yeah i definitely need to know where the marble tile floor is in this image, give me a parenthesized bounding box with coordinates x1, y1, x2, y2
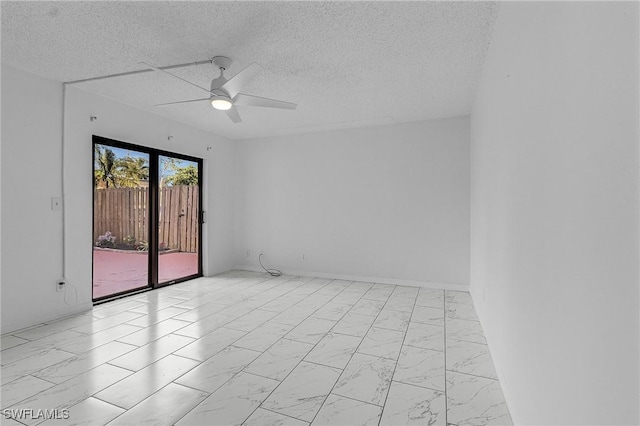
(1, 271, 512, 425)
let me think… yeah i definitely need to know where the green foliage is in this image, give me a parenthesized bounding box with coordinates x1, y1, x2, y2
(94, 146, 118, 188)
(94, 145, 149, 188)
(166, 164, 199, 186)
(159, 157, 180, 187)
(94, 145, 196, 188)
(117, 156, 149, 188)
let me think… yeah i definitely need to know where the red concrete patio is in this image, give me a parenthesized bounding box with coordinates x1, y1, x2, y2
(93, 249, 198, 299)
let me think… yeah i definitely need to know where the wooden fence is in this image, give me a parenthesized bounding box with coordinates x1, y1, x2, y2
(93, 186, 199, 253)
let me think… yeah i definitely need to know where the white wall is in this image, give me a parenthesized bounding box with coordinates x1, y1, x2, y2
(235, 117, 470, 287)
(1, 64, 66, 332)
(0, 63, 2, 325)
(1, 63, 236, 333)
(470, 2, 639, 425)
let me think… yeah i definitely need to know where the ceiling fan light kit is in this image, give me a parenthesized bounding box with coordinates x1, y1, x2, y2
(210, 95, 233, 110)
(148, 55, 297, 123)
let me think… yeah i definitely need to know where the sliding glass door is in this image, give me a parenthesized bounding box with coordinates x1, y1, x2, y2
(93, 143, 150, 299)
(92, 136, 203, 301)
(157, 155, 201, 285)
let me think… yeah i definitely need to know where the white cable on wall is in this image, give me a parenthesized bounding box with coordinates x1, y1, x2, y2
(61, 82, 67, 282)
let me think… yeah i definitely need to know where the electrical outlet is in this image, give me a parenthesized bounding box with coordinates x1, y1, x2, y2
(245, 250, 251, 258)
(302, 253, 305, 260)
(57, 279, 66, 292)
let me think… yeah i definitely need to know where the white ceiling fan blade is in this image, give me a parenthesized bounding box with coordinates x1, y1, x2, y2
(225, 106, 242, 123)
(221, 63, 263, 98)
(154, 98, 210, 107)
(140, 61, 211, 94)
(233, 93, 297, 110)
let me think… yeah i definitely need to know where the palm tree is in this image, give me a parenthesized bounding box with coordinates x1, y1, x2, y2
(94, 145, 118, 188)
(117, 155, 149, 187)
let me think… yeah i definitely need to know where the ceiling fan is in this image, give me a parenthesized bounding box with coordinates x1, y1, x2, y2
(143, 56, 297, 123)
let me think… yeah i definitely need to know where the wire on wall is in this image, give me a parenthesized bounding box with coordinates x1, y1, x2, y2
(61, 82, 68, 283)
(258, 253, 282, 277)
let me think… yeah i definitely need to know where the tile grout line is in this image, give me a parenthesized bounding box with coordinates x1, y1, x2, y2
(97, 379, 212, 425)
(173, 277, 353, 425)
(376, 287, 420, 426)
(236, 278, 370, 425)
(6, 357, 155, 424)
(258, 406, 312, 424)
(304, 284, 396, 425)
(245, 281, 376, 425)
(166, 274, 316, 425)
(2, 275, 497, 426)
(444, 368, 501, 382)
(170, 276, 310, 342)
(168, 276, 315, 367)
(392, 377, 444, 394)
(444, 291, 449, 426)
(60, 285, 269, 424)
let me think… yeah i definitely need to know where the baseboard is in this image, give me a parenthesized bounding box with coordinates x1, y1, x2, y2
(233, 265, 469, 291)
(1, 302, 93, 335)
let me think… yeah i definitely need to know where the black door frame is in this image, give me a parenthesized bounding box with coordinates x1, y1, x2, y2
(92, 135, 203, 303)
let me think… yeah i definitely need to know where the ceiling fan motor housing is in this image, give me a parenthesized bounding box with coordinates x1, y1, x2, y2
(210, 76, 227, 91)
(210, 88, 231, 100)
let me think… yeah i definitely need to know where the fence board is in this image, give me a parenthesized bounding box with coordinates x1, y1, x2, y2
(188, 186, 196, 251)
(142, 188, 148, 242)
(158, 187, 165, 246)
(170, 187, 178, 250)
(186, 187, 193, 251)
(94, 186, 198, 252)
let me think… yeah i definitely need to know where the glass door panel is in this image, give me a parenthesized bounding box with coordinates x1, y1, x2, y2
(157, 155, 200, 284)
(93, 143, 150, 300)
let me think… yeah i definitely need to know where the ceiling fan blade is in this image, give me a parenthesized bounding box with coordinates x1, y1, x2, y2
(141, 61, 211, 94)
(233, 93, 297, 110)
(225, 106, 242, 123)
(154, 98, 210, 107)
(221, 63, 263, 98)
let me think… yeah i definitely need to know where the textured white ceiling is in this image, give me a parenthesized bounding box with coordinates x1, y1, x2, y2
(1, 1, 498, 140)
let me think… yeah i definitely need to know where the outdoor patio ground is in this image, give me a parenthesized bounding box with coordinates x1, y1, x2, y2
(92, 249, 198, 299)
